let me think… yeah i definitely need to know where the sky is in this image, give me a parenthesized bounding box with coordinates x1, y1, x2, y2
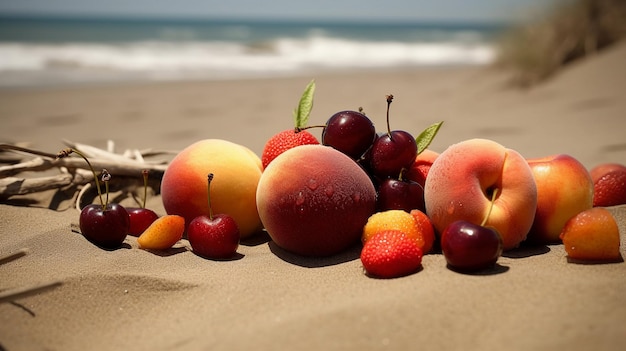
(0, 0, 558, 23)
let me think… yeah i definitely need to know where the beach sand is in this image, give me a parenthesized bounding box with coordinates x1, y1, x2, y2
(1, 42, 625, 351)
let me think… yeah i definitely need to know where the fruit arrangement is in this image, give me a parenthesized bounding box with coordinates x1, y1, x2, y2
(59, 80, 623, 276)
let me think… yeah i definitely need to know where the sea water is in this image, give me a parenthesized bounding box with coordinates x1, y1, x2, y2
(0, 16, 508, 88)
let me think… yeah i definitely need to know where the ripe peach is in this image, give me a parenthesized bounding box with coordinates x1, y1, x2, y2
(256, 144, 377, 257)
(405, 149, 439, 188)
(161, 139, 263, 238)
(526, 154, 594, 244)
(424, 138, 537, 250)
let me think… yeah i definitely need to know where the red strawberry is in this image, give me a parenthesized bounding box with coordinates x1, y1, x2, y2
(593, 168, 626, 207)
(261, 129, 319, 170)
(360, 229, 423, 279)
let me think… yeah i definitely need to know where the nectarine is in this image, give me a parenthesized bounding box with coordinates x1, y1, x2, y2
(424, 138, 538, 250)
(526, 154, 593, 244)
(256, 144, 377, 256)
(161, 139, 263, 238)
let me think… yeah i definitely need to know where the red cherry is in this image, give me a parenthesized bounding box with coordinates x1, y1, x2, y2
(440, 220, 503, 272)
(79, 203, 129, 249)
(376, 177, 425, 213)
(127, 207, 159, 236)
(187, 173, 240, 259)
(188, 214, 240, 259)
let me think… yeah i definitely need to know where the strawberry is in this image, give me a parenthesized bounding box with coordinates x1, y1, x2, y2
(593, 168, 626, 207)
(360, 229, 423, 278)
(261, 129, 319, 170)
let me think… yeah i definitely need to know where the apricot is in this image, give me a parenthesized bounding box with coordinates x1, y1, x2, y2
(161, 139, 263, 238)
(256, 144, 377, 257)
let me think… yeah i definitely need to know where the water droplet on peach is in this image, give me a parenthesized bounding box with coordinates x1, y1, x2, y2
(307, 179, 319, 190)
(325, 186, 334, 197)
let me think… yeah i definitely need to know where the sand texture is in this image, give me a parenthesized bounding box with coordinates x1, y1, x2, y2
(1, 42, 626, 351)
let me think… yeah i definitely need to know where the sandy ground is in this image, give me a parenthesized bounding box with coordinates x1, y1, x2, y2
(0, 42, 625, 351)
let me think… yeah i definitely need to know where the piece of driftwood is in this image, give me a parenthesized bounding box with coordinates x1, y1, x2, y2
(0, 140, 176, 201)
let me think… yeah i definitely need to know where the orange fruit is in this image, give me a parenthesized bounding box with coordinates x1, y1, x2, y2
(409, 209, 436, 254)
(363, 209, 434, 254)
(137, 215, 185, 250)
(559, 208, 621, 262)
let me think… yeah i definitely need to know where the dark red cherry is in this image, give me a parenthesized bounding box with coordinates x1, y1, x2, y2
(368, 130, 417, 178)
(126, 208, 159, 236)
(79, 203, 130, 249)
(322, 110, 376, 159)
(376, 177, 425, 213)
(440, 220, 503, 272)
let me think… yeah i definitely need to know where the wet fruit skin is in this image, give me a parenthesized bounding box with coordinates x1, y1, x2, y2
(256, 144, 377, 257)
(559, 207, 622, 262)
(188, 214, 240, 259)
(593, 169, 626, 207)
(440, 220, 503, 272)
(322, 110, 376, 160)
(360, 229, 423, 279)
(79, 203, 130, 249)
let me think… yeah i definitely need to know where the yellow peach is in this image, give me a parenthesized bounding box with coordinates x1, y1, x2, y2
(424, 138, 538, 250)
(161, 139, 263, 238)
(526, 154, 594, 243)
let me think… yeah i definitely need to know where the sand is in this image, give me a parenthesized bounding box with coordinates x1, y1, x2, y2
(1, 41, 626, 351)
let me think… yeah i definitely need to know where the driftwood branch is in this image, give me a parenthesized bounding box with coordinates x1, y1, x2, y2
(0, 140, 175, 201)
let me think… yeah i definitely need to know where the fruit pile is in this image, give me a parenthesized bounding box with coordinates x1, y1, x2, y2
(65, 81, 625, 278)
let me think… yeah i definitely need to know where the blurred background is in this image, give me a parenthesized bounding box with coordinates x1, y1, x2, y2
(0, 0, 623, 88)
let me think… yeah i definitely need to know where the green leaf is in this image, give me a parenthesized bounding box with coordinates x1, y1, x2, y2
(415, 121, 444, 155)
(293, 80, 315, 129)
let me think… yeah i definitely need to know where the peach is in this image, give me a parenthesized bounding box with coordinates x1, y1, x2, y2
(424, 138, 537, 250)
(526, 154, 594, 243)
(161, 139, 263, 238)
(256, 144, 377, 257)
(405, 149, 439, 188)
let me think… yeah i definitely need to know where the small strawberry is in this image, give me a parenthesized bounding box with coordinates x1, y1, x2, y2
(593, 168, 626, 207)
(360, 229, 423, 278)
(262, 80, 321, 170)
(261, 129, 319, 170)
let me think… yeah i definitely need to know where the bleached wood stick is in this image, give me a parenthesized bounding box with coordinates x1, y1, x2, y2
(0, 281, 63, 304)
(0, 174, 74, 196)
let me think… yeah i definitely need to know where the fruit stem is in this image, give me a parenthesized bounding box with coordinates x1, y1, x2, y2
(295, 125, 326, 133)
(141, 169, 149, 209)
(481, 187, 499, 227)
(101, 169, 111, 210)
(56, 148, 105, 210)
(385, 94, 394, 139)
(207, 173, 214, 221)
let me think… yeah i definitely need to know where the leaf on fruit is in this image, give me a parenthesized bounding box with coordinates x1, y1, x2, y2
(415, 121, 443, 155)
(293, 80, 315, 129)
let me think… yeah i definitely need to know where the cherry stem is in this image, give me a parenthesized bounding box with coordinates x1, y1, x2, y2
(295, 125, 326, 133)
(141, 169, 149, 209)
(385, 94, 394, 138)
(207, 173, 214, 221)
(57, 148, 105, 210)
(481, 187, 499, 227)
(102, 169, 111, 210)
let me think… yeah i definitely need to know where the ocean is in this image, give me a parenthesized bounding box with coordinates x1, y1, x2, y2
(0, 16, 509, 88)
